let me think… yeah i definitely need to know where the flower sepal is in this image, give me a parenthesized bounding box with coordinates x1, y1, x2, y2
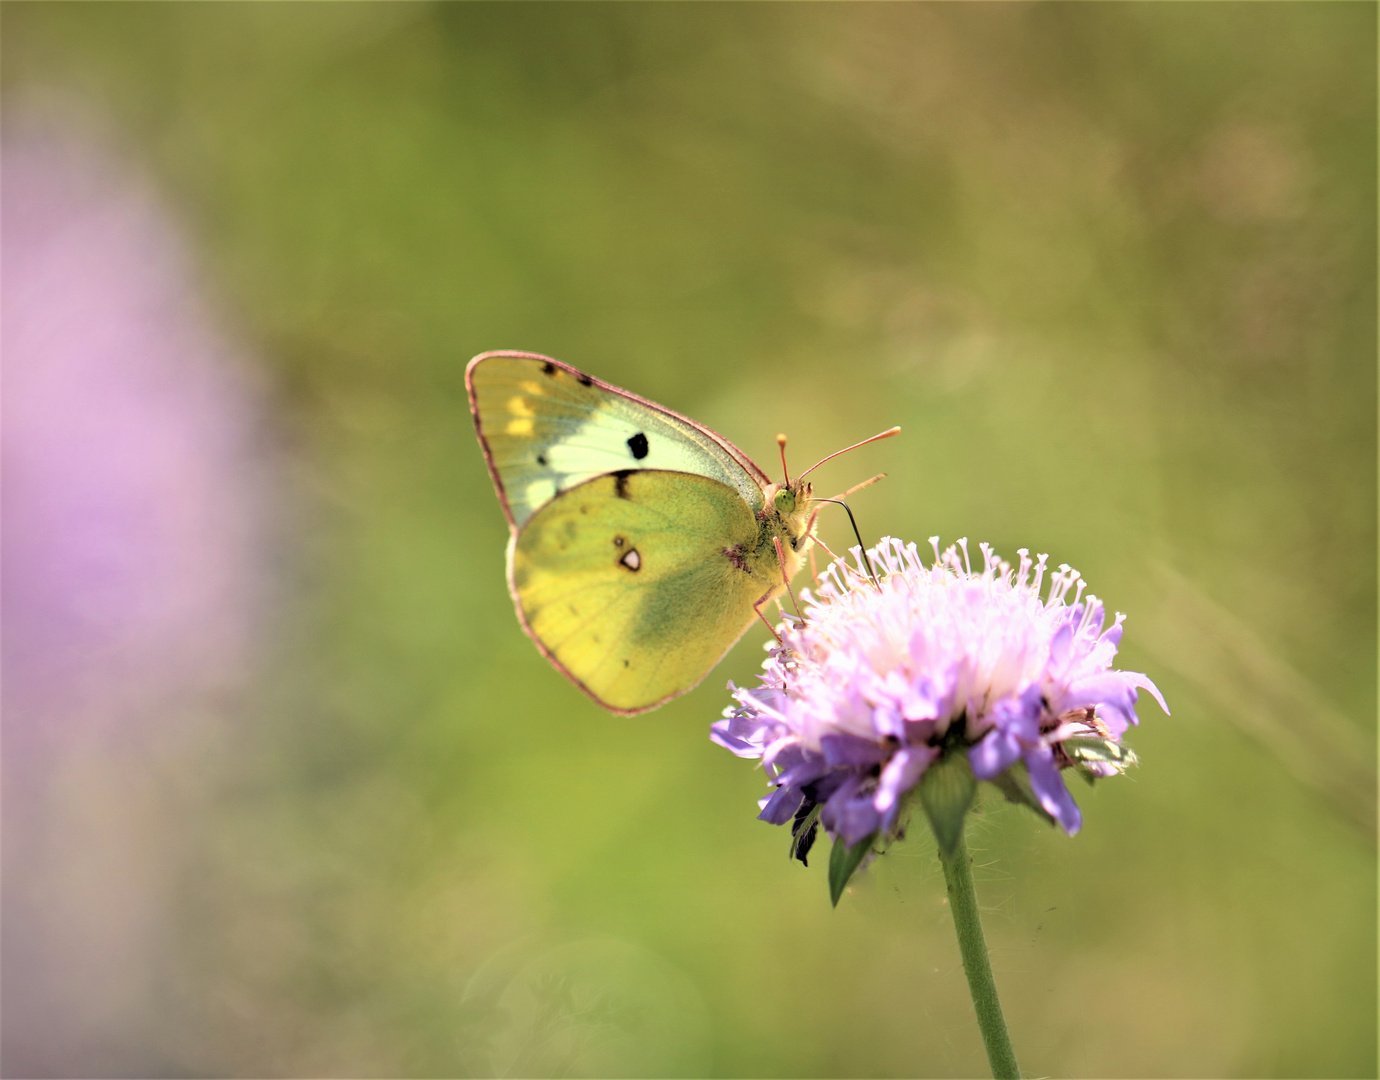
(828, 830, 877, 907)
(918, 752, 978, 857)
(984, 759, 1058, 826)
(789, 802, 822, 866)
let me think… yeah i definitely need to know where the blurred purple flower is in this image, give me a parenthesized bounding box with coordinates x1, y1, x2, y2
(1, 116, 270, 1076)
(713, 537, 1167, 852)
(2, 123, 267, 740)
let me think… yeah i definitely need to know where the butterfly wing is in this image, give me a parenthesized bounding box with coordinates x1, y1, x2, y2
(467, 351, 769, 528)
(508, 469, 777, 714)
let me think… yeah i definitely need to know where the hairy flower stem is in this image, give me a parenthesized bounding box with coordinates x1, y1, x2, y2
(939, 827, 1021, 1079)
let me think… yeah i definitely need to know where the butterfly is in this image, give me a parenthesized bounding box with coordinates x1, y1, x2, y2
(467, 350, 897, 715)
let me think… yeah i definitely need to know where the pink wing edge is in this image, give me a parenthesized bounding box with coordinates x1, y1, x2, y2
(464, 349, 773, 716)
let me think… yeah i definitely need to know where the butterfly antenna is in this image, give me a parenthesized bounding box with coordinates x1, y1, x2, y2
(797, 426, 900, 481)
(829, 472, 886, 501)
(815, 497, 880, 588)
(777, 433, 791, 486)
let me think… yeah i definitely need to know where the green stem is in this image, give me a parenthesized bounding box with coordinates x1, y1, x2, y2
(938, 827, 1021, 1079)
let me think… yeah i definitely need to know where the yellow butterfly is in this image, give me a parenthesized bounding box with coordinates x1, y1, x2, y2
(467, 350, 897, 714)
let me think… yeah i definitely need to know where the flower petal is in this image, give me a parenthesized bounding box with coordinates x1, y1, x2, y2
(968, 729, 1022, 779)
(773, 756, 831, 791)
(1047, 621, 1074, 672)
(710, 718, 765, 757)
(757, 785, 803, 825)
(820, 733, 890, 768)
(1024, 747, 1082, 835)
(822, 780, 882, 847)
(875, 746, 937, 829)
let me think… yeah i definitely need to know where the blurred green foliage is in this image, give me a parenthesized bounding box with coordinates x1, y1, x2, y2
(4, 3, 1374, 1076)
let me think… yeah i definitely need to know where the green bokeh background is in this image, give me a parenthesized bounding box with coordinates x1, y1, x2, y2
(4, 3, 1375, 1076)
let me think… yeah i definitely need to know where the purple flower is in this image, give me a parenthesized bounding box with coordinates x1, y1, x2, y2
(712, 537, 1168, 857)
(2, 117, 270, 1076)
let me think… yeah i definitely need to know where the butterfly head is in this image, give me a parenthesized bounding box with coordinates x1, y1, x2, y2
(768, 436, 815, 528)
(770, 426, 902, 552)
(772, 482, 811, 526)
(771, 480, 814, 524)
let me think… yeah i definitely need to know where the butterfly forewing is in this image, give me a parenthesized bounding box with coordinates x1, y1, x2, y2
(508, 470, 773, 714)
(468, 352, 767, 528)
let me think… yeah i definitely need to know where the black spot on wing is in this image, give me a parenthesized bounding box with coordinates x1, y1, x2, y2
(613, 469, 635, 499)
(576, 372, 593, 387)
(536, 453, 547, 466)
(627, 432, 649, 460)
(542, 361, 557, 375)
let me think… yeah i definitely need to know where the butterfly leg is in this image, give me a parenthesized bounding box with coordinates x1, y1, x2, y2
(801, 507, 822, 586)
(772, 536, 805, 623)
(814, 534, 841, 563)
(810, 534, 874, 588)
(752, 591, 783, 644)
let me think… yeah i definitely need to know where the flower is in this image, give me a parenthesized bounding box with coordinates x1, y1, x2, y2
(3, 120, 268, 737)
(712, 537, 1168, 863)
(2, 115, 270, 1075)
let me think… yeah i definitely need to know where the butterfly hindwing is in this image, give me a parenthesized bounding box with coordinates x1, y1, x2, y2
(508, 469, 776, 714)
(468, 352, 768, 529)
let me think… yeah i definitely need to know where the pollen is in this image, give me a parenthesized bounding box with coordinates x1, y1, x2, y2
(507, 395, 535, 417)
(506, 417, 533, 435)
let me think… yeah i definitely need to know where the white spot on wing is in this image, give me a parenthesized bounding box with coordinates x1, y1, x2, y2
(523, 478, 557, 507)
(545, 402, 740, 483)
(620, 548, 642, 571)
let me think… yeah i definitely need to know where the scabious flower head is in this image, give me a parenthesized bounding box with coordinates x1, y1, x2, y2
(712, 537, 1168, 860)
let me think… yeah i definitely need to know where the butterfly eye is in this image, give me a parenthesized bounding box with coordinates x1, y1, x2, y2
(774, 489, 797, 515)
